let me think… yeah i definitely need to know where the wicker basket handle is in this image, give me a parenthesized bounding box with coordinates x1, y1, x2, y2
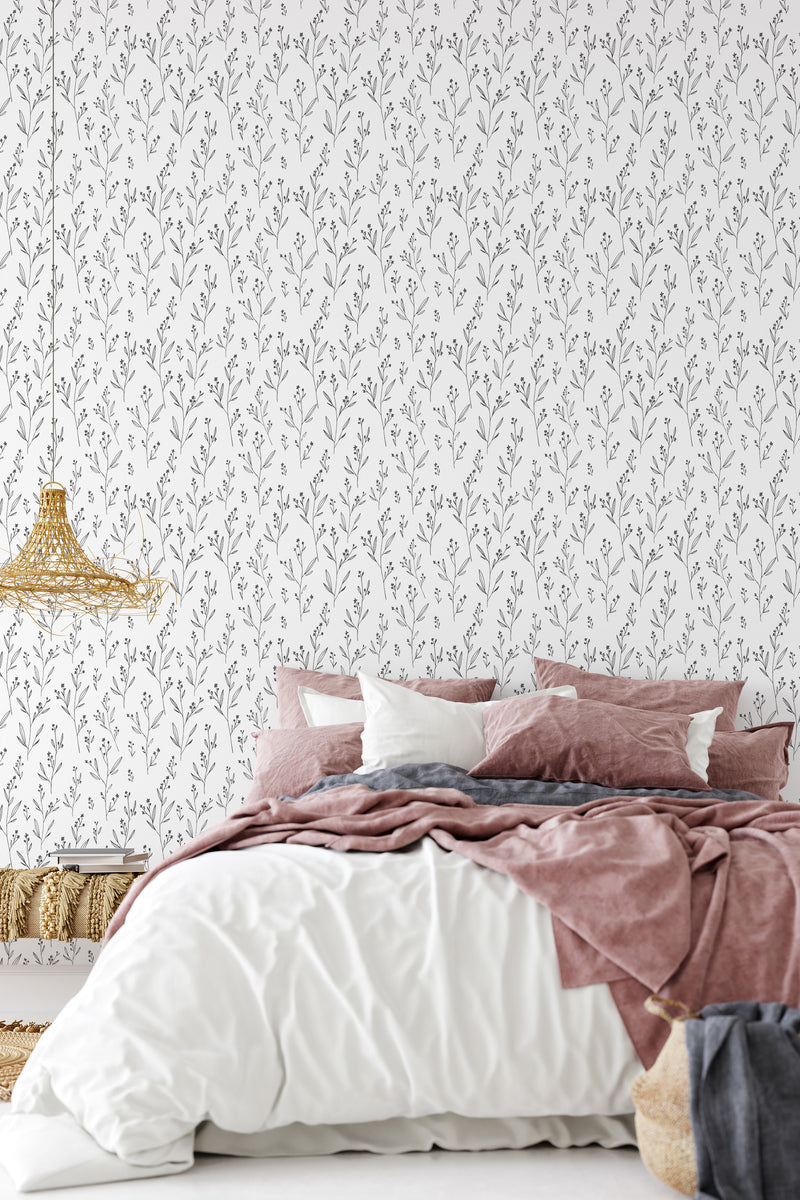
(645, 994, 699, 1024)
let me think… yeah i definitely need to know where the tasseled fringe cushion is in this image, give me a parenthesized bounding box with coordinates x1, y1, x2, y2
(0, 1021, 50, 1102)
(0, 868, 136, 942)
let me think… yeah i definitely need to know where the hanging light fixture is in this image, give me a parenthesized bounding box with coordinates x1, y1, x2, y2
(0, 0, 170, 627)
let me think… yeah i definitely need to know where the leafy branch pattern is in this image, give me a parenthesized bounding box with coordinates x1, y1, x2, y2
(1, 0, 799, 963)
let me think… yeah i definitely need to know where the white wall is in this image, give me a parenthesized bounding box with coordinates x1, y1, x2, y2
(1, 0, 799, 961)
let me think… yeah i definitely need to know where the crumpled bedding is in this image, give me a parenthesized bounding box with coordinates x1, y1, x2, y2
(309, 760, 766, 806)
(3, 767, 796, 1192)
(102, 771, 800, 1070)
(1, 837, 639, 1190)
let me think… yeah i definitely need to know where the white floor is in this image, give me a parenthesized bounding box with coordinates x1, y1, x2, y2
(0, 1137, 675, 1200)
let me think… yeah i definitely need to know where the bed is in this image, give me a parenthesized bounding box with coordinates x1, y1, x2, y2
(1, 667, 796, 1192)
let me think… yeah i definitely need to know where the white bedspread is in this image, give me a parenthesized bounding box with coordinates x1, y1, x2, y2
(0, 840, 640, 1190)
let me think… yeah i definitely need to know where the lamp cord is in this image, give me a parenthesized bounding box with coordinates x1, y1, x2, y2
(50, 0, 56, 485)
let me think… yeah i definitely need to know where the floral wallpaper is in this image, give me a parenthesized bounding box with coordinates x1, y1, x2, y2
(1, 0, 799, 964)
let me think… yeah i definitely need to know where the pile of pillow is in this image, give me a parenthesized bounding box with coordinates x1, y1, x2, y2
(250, 661, 793, 805)
(250, 668, 497, 802)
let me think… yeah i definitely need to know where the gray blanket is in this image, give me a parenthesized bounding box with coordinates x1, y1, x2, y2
(687, 1003, 800, 1200)
(307, 760, 767, 807)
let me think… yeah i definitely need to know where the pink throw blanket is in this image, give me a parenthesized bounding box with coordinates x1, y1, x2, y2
(107, 785, 800, 1066)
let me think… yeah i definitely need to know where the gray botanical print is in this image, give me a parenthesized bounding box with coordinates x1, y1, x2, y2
(0, 0, 799, 964)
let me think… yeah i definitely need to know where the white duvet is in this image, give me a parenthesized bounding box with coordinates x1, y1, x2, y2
(0, 840, 640, 1191)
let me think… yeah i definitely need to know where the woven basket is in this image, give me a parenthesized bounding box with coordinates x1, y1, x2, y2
(0, 1021, 49, 1102)
(0, 867, 136, 942)
(631, 996, 698, 1197)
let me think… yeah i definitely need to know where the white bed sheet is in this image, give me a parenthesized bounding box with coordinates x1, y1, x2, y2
(0, 840, 640, 1191)
(195, 1111, 638, 1156)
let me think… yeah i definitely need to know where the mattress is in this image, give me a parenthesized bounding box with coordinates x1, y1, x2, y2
(195, 1111, 638, 1156)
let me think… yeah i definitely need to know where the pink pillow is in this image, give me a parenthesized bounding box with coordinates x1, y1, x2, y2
(534, 657, 743, 732)
(276, 666, 496, 729)
(469, 695, 710, 791)
(706, 723, 793, 802)
(248, 724, 364, 800)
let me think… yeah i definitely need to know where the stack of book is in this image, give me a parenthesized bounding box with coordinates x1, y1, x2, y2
(49, 848, 150, 874)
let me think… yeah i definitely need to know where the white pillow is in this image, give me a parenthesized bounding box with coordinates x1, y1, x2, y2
(298, 687, 365, 727)
(356, 673, 577, 773)
(686, 707, 723, 784)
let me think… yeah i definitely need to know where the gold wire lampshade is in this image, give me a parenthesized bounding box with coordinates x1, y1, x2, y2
(0, 4, 171, 629)
(0, 482, 170, 623)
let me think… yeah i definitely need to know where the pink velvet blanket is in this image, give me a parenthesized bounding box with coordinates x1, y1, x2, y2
(106, 784, 800, 1066)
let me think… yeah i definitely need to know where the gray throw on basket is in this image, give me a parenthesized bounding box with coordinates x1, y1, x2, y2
(686, 1001, 800, 1200)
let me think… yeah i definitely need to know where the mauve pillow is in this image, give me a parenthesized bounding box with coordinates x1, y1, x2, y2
(248, 723, 364, 800)
(534, 657, 743, 732)
(470, 695, 710, 791)
(706, 723, 793, 802)
(276, 666, 496, 729)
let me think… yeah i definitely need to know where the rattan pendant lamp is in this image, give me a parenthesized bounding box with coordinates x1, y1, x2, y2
(0, 0, 170, 627)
